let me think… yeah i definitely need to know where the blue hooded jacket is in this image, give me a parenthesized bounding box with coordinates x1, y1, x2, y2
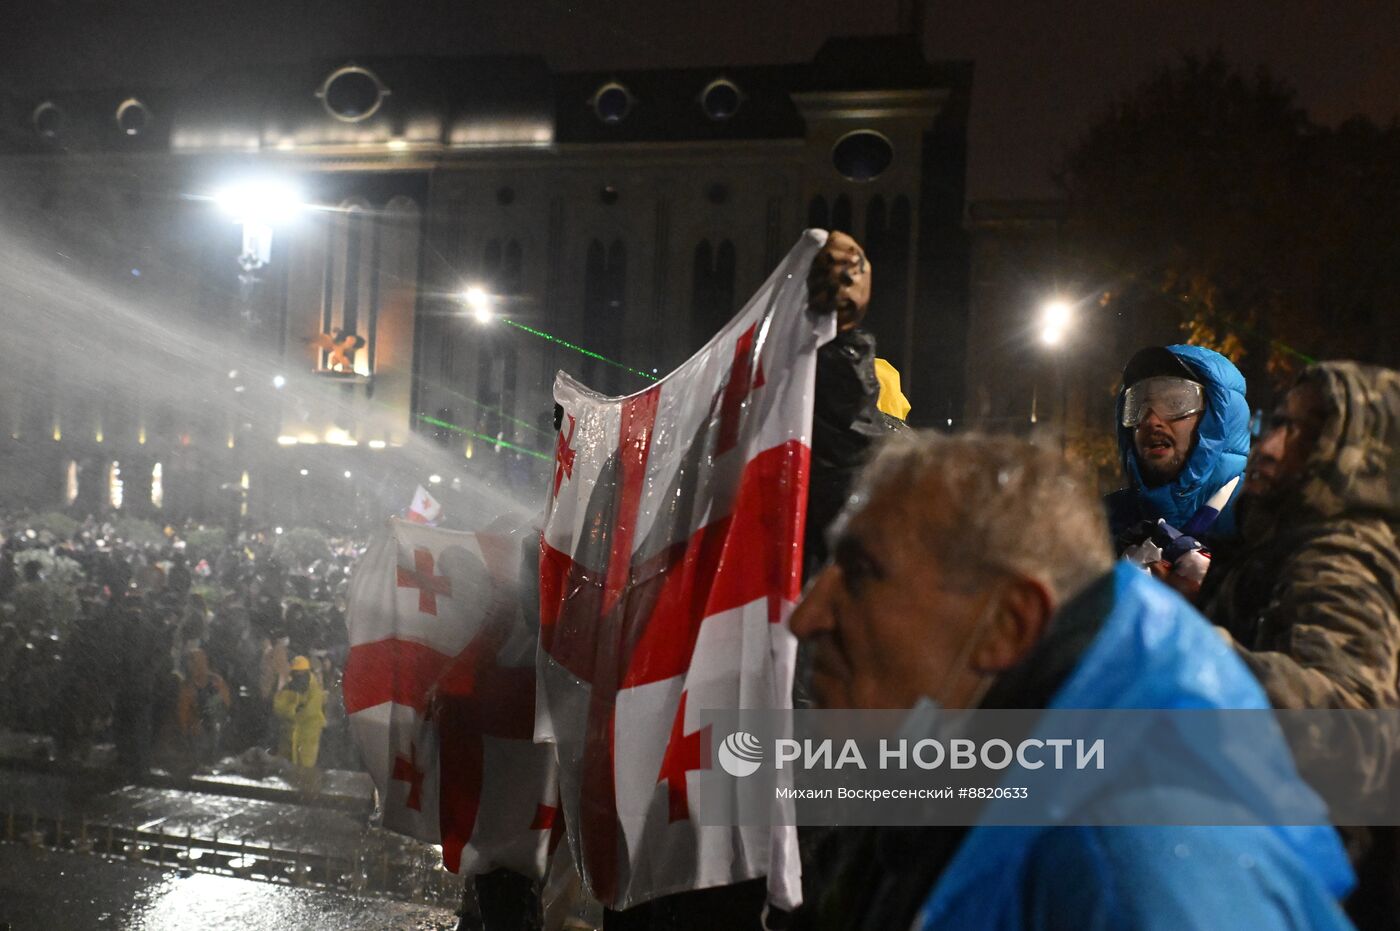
(915, 563, 1355, 931)
(1106, 344, 1250, 541)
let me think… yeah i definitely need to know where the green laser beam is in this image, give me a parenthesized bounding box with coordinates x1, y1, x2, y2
(445, 387, 551, 436)
(501, 319, 659, 382)
(417, 414, 552, 461)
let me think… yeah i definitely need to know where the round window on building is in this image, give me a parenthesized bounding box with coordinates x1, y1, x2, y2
(115, 98, 151, 137)
(320, 66, 387, 122)
(32, 102, 63, 140)
(832, 130, 894, 182)
(700, 79, 743, 121)
(592, 83, 633, 125)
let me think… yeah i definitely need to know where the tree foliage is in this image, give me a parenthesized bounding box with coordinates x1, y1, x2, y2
(1060, 53, 1400, 399)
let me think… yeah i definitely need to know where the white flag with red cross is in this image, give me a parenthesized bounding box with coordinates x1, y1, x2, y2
(406, 485, 443, 525)
(344, 518, 558, 878)
(537, 231, 833, 910)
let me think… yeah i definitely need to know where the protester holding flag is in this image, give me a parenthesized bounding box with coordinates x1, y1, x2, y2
(805, 231, 908, 578)
(537, 232, 845, 927)
(343, 518, 557, 907)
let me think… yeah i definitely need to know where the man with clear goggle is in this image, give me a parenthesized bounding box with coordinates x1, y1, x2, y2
(1104, 345, 1252, 595)
(1120, 376, 1207, 429)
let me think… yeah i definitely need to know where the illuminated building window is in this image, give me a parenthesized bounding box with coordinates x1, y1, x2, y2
(108, 461, 124, 510)
(151, 462, 163, 509)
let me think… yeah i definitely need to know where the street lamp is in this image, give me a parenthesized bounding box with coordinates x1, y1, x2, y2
(212, 180, 305, 269)
(1036, 298, 1075, 453)
(462, 285, 493, 323)
(1039, 299, 1073, 346)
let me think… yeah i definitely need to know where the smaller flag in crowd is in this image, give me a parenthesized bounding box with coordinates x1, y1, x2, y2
(406, 485, 443, 525)
(344, 518, 556, 878)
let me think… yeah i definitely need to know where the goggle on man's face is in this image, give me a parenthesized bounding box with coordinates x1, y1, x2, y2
(1123, 377, 1206, 486)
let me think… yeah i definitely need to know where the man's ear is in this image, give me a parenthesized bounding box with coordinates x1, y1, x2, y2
(971, 576, 1054, 674)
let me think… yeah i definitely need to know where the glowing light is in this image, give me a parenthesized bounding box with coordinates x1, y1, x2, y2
(428, 474, 442, 484)
(138, 425, 147, 445)
(388, 139, 408, 151)
(368, 439, 387, 449)
(299, 468, 309, 476)
(52, 423, 60, 441)
(211, 180, 305, 225)
(325, 427, 356, 446)
(95, 429, 103, 443)
(228, 369, 238, 379)
(343, 470, 353, 479)
(227, 434, 235, 449)
(463, 285, 493, 323)
(277, 436, 299, 446)
(108, 461, 123, 510)
(275, 526, 284, 535)
(151, 463, 163, 509)
(272, 374, 286, 389)
(1038, 298, 1074, 347)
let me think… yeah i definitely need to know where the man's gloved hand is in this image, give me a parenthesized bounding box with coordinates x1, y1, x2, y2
(807, 230, 872, 332)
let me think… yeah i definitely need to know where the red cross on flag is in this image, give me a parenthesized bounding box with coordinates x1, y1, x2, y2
(406, 485, 443, 525)
(344, 518, 556, 880)
(537, 231, 833, 910)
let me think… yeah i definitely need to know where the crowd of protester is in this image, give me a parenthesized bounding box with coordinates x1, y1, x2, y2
(0, 515, 361, 784)
(1, 230, 1396, 931)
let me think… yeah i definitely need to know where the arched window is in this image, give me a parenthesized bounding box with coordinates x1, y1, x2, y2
(691, 239, 737, 349)
(831, 194, 853, 235)
(863, 194, 913, 378)
(582, 238, 627, 394)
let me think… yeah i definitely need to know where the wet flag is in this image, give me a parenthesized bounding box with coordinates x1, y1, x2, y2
(537, 231, 832, 909)
(345, 518, 557, 878)
(405, 484, 443, 525)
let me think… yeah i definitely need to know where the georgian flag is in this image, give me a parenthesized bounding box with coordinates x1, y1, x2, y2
(406, 485, 443, 525)
(537, 231, 832, 910)
(344, 518, 557, 878)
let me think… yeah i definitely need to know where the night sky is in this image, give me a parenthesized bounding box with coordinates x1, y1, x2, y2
(5, 0, 1399, 200)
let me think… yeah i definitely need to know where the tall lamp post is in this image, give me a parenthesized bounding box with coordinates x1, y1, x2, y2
(209, 179, 306, 526)
(1038, 298, 1074, 454)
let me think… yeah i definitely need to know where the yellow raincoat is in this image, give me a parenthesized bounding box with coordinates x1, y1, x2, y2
(272, 674, 327, 768)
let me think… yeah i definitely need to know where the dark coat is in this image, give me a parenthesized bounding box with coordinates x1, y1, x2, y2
(805, 328, 906, 578)
(1203, 361, 1400, 930)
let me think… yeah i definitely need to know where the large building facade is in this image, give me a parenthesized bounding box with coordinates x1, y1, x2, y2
(0, 36, 971, 526)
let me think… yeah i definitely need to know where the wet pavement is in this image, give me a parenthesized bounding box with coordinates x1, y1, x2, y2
(0, 844, 458, 930)
(0, 761, 474, 927)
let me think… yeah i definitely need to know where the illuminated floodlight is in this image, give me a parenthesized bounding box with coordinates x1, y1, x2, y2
(343, 470, 353, 479)
(272, 374, 286, 389)
(463, 285, 493, 323)
(276, 435, 298, 446)
(299, 468, 309, 476)
(428, 473, 442, 485)
(1038, 298, 1074, 347)
(212, 180, 305, 225)
(275, 526, 284, 535)
(368, 439, 387, 450)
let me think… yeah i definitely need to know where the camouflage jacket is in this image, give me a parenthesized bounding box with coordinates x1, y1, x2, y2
(1204, 362, 1400, 711)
